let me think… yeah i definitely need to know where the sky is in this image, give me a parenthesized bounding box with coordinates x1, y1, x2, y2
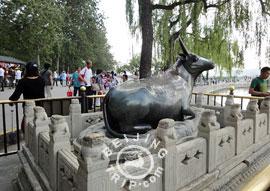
(99, 0, 141, 66)
(99, 0, 268, 76)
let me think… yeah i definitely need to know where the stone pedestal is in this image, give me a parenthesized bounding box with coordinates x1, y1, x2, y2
(49, 115, 71, 191)
(24, 101, 35, 146)
(198, 110, 220, 172)
(69, 99, 82, 138)
(77, 133, 109, 191)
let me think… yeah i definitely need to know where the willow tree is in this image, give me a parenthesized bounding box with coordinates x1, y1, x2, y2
(126, 0, 270, 78)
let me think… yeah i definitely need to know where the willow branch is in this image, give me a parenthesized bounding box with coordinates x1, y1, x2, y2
(259, 0, 270, 16)
(152, 0, 198, 10)
(201, 0, 230, 11)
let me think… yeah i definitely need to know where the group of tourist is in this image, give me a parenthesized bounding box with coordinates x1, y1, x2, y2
(0, 65, 23, 91)
(7, 60, 136, 110)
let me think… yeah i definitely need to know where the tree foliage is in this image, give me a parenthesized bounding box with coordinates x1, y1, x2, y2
(0, 0, 116, 72)
(126, 0, 270, 78)
(0, 0, 64, 64)
(116, 54, 140, 74)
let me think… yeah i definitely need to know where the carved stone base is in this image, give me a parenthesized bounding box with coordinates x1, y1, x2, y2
(17, 144, 52, 191)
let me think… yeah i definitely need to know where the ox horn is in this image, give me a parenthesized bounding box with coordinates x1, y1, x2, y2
(179, 37, 189, 56)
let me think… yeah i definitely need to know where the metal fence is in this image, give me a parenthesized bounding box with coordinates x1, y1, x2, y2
(0, 93, 105, 157)
(192, 92, 264, 109)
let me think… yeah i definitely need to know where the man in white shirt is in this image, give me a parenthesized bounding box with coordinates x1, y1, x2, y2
(15, 68, 22, 85)
(0, 65, 4, 91)
(80, 60, 94, 109)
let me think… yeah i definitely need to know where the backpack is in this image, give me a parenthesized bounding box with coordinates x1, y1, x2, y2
(41, 69, 50, 84)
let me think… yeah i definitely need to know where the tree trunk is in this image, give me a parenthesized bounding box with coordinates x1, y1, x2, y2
(56, 54, 59, 72)
(37, 45, 40, 66)
(37, 54, 40, 66)
(139, 0, 153, 79)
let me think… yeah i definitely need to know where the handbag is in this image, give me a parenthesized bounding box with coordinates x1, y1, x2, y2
(78, 69, 87, 82)
(92, 83, 100, 91)
(67, 87, 73, 97)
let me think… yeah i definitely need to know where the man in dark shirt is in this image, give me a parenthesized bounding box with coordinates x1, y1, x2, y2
(249, 66, 270, 107)
(249, 67, 270, 97)
(40, 62, 53, 98)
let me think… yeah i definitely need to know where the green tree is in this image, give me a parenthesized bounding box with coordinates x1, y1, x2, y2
(126, 0, 270, 78)
(59, 0, 115, 72)
(0, 0, 116, 72)
(116, 55, 140, 74)
(0, 0, 65, 65)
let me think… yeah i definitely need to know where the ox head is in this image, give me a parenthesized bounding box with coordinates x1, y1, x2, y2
(175, 37, 215, 78)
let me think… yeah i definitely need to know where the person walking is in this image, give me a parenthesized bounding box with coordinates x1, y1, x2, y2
(40, 62, 53, 98)
(53, 70, 58, 86)
(80, 60, 94, 109)
(70, 66, 83, 96)
(60, 71, 67, 87)
(0, 65, 4, 91)
(7, 67, 15, 89)
(15, 67, 22, 86)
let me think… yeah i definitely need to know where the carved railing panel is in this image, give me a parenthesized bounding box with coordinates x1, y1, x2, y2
(58, 149, 79, 191)
(216, 127, 235, 166)
(175, 138, 207, 189)
(38, 132, 50, 179)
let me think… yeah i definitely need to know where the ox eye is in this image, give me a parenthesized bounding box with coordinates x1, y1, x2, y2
(193, 57, 198, 62)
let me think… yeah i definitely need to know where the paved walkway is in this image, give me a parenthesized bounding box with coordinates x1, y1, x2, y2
(0, 86, 70, 191)
(0, 143, 23, 191)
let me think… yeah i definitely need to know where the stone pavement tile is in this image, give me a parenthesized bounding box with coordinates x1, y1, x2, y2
(0, 154, 21, 191)
(0, 182, 14, 191)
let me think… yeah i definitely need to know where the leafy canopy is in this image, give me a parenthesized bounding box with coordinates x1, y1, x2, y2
(126, 0, 270, 77)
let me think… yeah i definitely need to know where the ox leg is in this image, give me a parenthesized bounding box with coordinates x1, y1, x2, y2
(134, 125, 152, 133)
(119, 122, 152, 135)
(182, 108, 195, 120)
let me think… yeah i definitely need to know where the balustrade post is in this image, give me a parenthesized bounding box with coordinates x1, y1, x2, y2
(49, 115, 71, 191)
(227, 104, 254, 155)
(260, 96, 270, 135)
(32, 106, 49, 163)
(77, 133, 109, 191)
(152, 118, 177, 191)
(80, 86, 87, 113)
(24, 101, 36, 147)
(245, 99, 267, 143)
(196, 92, 204, 107)
(69, 99, 82, 138)
(198, 110, 220, 172)
(224, 95, 234, 126)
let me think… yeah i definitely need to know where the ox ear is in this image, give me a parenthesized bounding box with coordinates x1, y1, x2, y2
(179, 37, 189, 56)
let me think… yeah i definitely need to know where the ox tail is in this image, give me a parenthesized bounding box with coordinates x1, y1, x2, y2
(103, 93, 138, 139)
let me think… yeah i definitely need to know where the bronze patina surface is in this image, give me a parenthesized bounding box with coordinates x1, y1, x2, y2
(103, 38, 215, 138)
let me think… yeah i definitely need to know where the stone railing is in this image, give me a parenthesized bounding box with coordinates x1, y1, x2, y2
(18, 96, 270, 191)
(25, 99, 104, 144)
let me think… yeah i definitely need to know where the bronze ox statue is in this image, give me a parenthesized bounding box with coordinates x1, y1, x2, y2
(103, 38, 215, 138)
